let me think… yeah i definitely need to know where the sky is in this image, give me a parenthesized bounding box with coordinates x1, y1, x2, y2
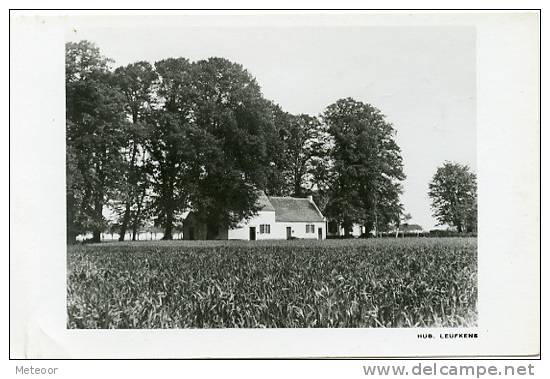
(67, 18, 476, 230)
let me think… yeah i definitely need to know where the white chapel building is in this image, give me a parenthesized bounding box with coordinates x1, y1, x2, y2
(183, 192, 326, 240)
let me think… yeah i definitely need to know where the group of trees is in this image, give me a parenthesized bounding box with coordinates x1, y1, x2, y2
(66, 40, 476, 244)
(67, 41, 277, 243)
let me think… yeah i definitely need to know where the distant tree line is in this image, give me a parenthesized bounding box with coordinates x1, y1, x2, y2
(66, 40, 475, 244)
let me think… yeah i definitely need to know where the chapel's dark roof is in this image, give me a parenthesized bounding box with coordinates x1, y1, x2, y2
(267, 196, 325, 222)
(186, 192, 325, 223)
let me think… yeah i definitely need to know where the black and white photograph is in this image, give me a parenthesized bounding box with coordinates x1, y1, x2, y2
(9, 10, 540, 359)
(65, 21, 477, 329)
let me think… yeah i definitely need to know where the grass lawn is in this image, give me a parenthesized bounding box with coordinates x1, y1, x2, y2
(67, 237, 477, 328)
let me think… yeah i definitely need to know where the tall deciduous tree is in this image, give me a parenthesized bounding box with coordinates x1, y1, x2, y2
(282, 114, 329, 196)
(66, 41, 127, 243)
(187, 58, 274, 237)
(113, 61, 157, 241)
(322, 98, 405, 236)
(147, 58, 195, 240)
(262, 104, 333, 198)
(428, 162, 477, 233)
(262, 102, 294, 196)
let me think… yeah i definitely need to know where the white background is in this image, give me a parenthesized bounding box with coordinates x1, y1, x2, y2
(5, 1, 547, 378)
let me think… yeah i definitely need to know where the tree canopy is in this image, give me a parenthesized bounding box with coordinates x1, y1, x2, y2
(322, 98, 405, 236)
(66, 40, 432, 242)
(66, 41, 128, 243)
(428, 162, 477, 233)
(186, 58, 275, 237)
(66, 42, 279, 242)
(112, 61, 157, 241)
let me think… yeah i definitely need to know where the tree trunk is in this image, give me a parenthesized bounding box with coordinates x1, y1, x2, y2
(206, 220, 218, 240)
(163, 225, 173, 240)
(163, 210, 174, 240)
(343, 220, 351, 237)
(130, 213, 139, 241)
(373, 205, 378, 238)
(91, 196, 103, 243)
(120, 142, 139, 241)
(294, 176, 302, 197)
(364, 220, 374, 238)
(92, 230, 101, 243)
(118, 202, 131, 241)
(131, 187, 147, 241)
(456, 220, 463, 233)
(91, 155, 107, 243)
(131, 221, 139, 241)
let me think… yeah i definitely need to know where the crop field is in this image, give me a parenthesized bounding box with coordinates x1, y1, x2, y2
(67, 238, 477, 328)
